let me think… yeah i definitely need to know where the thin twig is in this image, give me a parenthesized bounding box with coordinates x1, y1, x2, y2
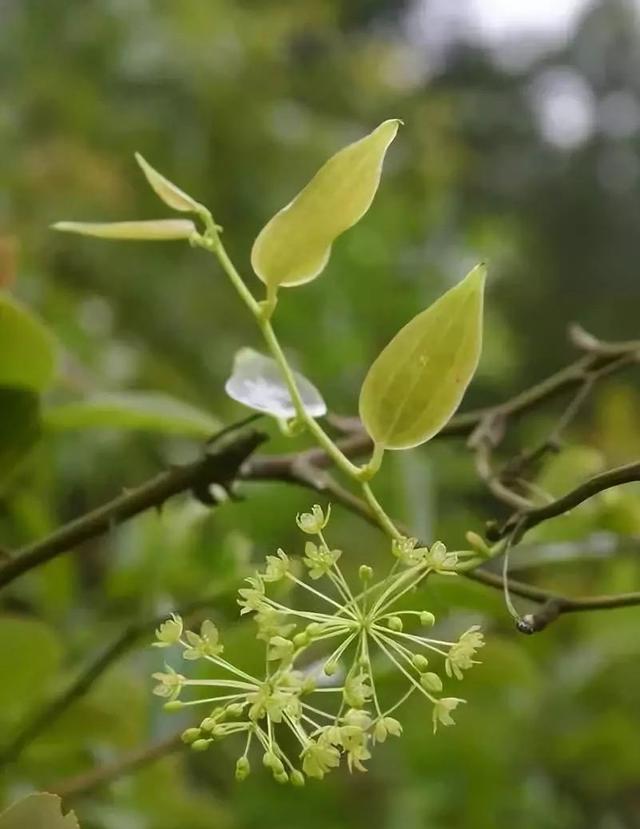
(0, 429, 265, 591)
(50, 732, 184, 800)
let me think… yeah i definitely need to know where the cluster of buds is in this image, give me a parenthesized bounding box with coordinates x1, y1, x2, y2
(152, 505, 484, 783)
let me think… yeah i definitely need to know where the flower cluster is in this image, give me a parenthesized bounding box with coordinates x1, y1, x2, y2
(152, 506, 484, 784)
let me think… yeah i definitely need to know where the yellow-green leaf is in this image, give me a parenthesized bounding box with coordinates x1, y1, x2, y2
(0, 292, 56, 391)
(52, 219, 196, 240)
(359, 264, 486, 450)
(0, 793, 79, 829)
(251, 119, 401, 290)
(135, 153, 203, 213)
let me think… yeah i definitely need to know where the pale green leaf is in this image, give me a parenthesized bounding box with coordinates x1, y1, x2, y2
(52, 219, 196, 240)
(0, 292, 57, 391)
(44, 391, 220, 437)
(251, 119, 401, 290)
(0, 388, 41, 485)
(135, 153, 203, 213)
(0, 794, 79, 829)
(225, 347, 326, 418)
(359, 264, 486, 450)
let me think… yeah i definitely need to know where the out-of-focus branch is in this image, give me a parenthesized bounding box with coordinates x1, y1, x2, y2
(50, 732, 184, 800)
(0, 592, 234, 767)
(496, 461, 640, 543)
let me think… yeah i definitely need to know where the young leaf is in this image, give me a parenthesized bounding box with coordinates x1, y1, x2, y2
(52, 219, 196, 240)
(225, 347, 326, 418)
(45, 391, 221, 437)
(135, 153, 203, 213)
(251, 119, 401, 290)
(0, 292, 57, 391)
(0, 793, 79, 829)
(359, 264, 486, 450)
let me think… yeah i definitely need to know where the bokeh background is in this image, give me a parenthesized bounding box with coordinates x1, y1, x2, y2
(1, 0, 640, 827)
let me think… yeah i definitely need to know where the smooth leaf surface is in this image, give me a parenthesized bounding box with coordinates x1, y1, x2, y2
(0, 292, 56, 390)
(53, 219, 196, 240)
(135, 153, 203, 213)
(225, 347, 326, 418)
(251, 119, 400, 289)
(45, 391, 221, 437)
(0, 387, 41, 484)
(0, 794, 79, 829)
(359, 265, 486, 449)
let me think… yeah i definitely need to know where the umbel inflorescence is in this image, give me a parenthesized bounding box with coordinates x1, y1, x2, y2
(153, 505, 484, 784)
(53, 120, 491, 784)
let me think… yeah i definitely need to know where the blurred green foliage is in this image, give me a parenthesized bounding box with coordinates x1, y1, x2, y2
(1, 1, 640, 827)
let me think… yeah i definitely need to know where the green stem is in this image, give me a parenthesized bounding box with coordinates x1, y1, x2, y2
(361, 482, 402, 540)
(200, 229, 405, 542)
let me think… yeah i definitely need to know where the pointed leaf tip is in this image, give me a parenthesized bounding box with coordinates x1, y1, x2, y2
(134, 153, 203, 213)
(251, 118, 401, 291)
(359, 264, 486, 450)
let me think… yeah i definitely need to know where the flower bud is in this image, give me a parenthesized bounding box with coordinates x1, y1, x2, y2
(181, 728, 201, 744)
(191, 739, 211, 751)
(291, 770, 306, 787)
(420, 611, 436, 627)
(235, 756, 251, 781)
(293, 632, 309, 648)
(324, 659, 338, 676)
(358, 564, 373, 581)
(387, 616, 403, 632)
(275, 771, 289, 784)
(263, 751, 283, 774)
(226, 702, 245, 717)
(420, 672, 443, 693)
(412, 653, 430, 672)
(465, 530, 491, 556)
(200, 717, 216, 732)
(163, 700, 183, 712)
(305, 623, 322, 639)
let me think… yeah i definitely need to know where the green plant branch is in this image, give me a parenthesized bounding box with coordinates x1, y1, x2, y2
(49, 731, 185, 801)
(0, 428, 265, 591)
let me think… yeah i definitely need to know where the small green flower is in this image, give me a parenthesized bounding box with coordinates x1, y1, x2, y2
(343, 671, 372, 708)
(238, 575, 267, 614)
(301, 738, 341, 779)
(261, 548, 290, 582)
(152, 666, 185, 700)
(183, 619, 224, 660)
(391, 536, 422, 565)
(424, 541, 459, 573)
(153, 613, 183, 648)
(302, 541, 341, 580)
(296, 504, 331, 534)
(445, 625, 484, 679)
(267, 635, 294, 663)
(432, 697, 465, 732)
(254, 607, 295, 642)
